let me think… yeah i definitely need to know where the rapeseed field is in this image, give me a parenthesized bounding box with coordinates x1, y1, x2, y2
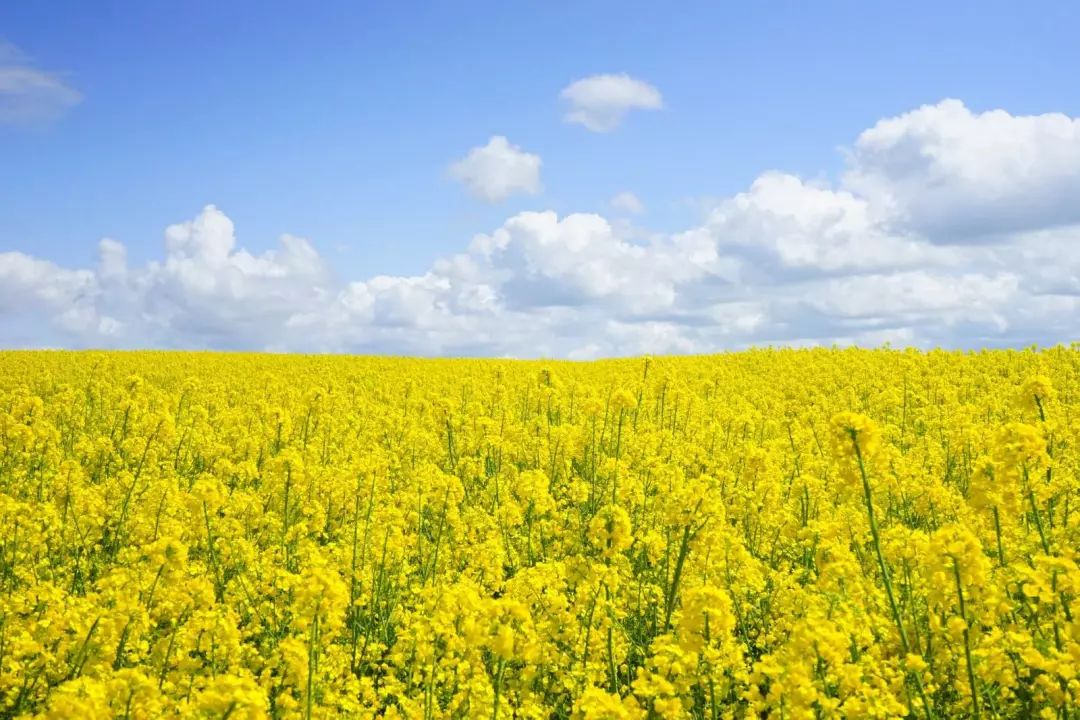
(0, 349, 1077, 718)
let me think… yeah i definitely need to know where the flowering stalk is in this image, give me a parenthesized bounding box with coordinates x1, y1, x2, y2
(850, 429, 933, 720)
(950, 556, 980, 720)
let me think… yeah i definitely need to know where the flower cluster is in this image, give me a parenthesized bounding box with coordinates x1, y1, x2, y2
(0, 348, 1077, 718)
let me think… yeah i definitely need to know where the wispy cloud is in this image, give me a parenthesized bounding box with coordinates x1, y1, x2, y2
(610, 191, 644, 215)
(0, 41, 82, 125)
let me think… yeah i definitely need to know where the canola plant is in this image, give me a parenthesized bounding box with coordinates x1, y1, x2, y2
(0, 349, 1077, 719)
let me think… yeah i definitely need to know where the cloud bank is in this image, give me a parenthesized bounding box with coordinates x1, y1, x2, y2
(4, 100, 1080, 356)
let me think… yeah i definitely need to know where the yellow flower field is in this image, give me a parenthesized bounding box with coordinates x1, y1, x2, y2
(0, 349, 1077, 719)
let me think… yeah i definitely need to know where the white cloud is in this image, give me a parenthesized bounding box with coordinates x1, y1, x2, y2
(449, 136, 542, 202)
(845, 99, 1080, 239)
(610, 192, 644, 215)
(560, 74, 663, 132)
(469, 210, 731, 315)
(0, 42, 82, 124)
(809, 270, 1017, 321)
(5, 100, 1080, 355)
(705, 172, 954, 274)
(0, 252, 102, 334)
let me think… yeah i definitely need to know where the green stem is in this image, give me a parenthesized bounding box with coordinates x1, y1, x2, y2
(951, 557, 980, 720)
(604, 584, 619, 693)
(992, 506, 1005, 566)
(492, 657, 506, 720)
(306, 612, 320, 720)
(850, 430, 933, 720)
(663, 525, 692, 631)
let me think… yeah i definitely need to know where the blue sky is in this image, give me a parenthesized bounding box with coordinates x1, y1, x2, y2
(3, 1, 1080, 355)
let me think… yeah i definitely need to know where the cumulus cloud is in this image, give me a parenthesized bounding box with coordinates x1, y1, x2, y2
(4, 100, 1080, 356)
(0, 252, 104, 335)
(845, 99, 1080, 239)
(560, 74, 663, 132)
(808, 271, 1017, 325)
(706, 172, 949, 274)
(449, 136, 542, 202)
(0, 41, 82, 124)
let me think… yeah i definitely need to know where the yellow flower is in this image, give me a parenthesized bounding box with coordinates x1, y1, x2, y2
(1, 348, 1076, 718)
(829, 412, 881, 461)
(589, 505, 632, 558)
(611, 389, 637, 412)
(1018, 375, 1055, 417)
(573, 686, 644, 719)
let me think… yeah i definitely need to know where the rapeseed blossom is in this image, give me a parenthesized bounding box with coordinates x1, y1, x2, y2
(0, 348, 1077, 718)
